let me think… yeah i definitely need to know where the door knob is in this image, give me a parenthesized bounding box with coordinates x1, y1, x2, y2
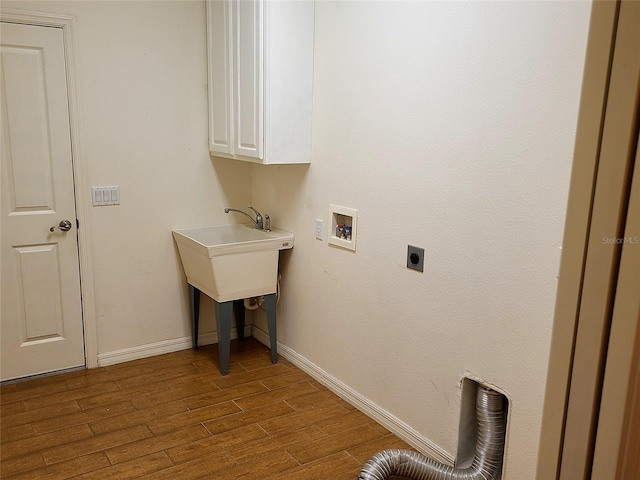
(50, 219, 72, 232)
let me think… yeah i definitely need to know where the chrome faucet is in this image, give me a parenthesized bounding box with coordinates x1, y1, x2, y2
(247, 206, 263, 230)
(224, 206, 267, 230)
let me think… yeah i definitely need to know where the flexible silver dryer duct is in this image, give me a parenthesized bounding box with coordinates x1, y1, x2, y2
(357, 386, 506, 480)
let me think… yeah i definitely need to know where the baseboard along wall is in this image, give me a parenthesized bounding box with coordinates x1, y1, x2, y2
(97, 327, 454, 465)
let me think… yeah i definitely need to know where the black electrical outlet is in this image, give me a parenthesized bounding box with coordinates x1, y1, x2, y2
(407, 245, 425, 272)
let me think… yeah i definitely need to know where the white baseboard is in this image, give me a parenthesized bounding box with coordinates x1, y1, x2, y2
(251, 326, 454, 464)
(97, 326, 250, 367)
(98, 336, 193, 367)
(99, 326, 453, 465)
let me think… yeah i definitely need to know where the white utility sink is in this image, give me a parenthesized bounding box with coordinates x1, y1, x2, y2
(172, 224, 294, 303)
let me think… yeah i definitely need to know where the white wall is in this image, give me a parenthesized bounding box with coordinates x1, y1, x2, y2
(2, 0, 592, 477)
(2, 0, 252, 354)
(252, 1, 591, 478)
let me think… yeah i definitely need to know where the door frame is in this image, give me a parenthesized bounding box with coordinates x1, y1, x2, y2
(1, 8, 98, 369)
(537, 0, 640, 477)
(591, 121, 640, 479)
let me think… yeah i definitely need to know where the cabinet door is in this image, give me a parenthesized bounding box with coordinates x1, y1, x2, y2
(207, 0, 233, 155)
(234, 0, 263, 159)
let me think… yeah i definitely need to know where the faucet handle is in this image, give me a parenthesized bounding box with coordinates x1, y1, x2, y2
(264, 214, 270, 232)
(247, 205, 263, 229)
(247, 205, 261, 216)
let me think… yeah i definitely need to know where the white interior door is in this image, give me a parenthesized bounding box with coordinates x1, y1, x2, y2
(1, 21, 85, 381)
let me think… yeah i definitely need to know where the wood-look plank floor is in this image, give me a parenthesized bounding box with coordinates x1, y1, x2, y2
(1, 338, 414, 479)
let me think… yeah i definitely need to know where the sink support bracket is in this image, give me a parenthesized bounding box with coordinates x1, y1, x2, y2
(264, 293, 278, 365)
(214, 300, 234, 375)
(189, 285, 201, 349)
(189, 284, 277, 375)
(233, 300, 245, 340)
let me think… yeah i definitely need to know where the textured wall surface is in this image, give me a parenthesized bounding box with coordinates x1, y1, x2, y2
(2, 0, 591, 477)
(251, 2, 591, 478)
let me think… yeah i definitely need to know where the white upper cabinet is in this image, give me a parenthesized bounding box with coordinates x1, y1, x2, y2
(207, 0, 314, 164)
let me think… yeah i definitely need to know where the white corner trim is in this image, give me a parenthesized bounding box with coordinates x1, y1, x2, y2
(251, 326, 455, 464)
(0, 8, 74, 26)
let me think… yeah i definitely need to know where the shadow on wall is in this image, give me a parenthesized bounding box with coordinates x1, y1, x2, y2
(249, 163, 312, 227)
(210, 155, 254, 211)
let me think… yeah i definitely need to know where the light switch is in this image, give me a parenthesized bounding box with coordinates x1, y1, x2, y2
(92, 186, 120, 206)
(315, 219, 323, 240)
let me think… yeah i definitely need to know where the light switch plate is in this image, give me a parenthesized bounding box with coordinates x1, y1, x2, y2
(315, 219, 323, 240)
(92, 186, 120, 206)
